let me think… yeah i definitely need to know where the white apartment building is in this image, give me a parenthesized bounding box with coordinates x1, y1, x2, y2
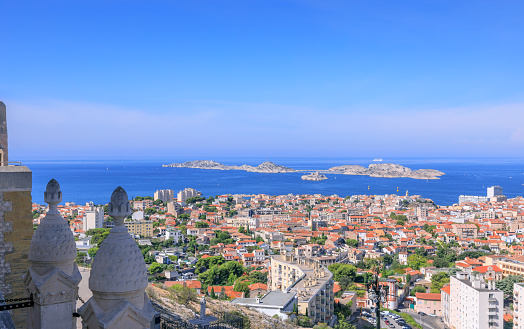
(82, 206, 104, 232)
(270, 251, 334, 324)
(165, 229, 184, 244)
(514, 283, 524, 329)
(154, 189, 174, 203)
(226, 216, 260, 230)
(448, 272, 503, 329)
(459, 195, 489, 204)
(167, 201, 181, 214)
(177, 188, 201, 203)
(487, 186, 503, 198)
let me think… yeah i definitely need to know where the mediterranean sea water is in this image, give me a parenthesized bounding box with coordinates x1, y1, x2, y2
(20, 157, 524, 206)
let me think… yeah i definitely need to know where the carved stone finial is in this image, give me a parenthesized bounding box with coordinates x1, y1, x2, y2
(44, 179, 62, 214)
(80, 186, 154, 328)
(108, 186, 130, 226)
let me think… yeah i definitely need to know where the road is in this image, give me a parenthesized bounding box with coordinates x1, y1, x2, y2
(400, 309, 445, 329)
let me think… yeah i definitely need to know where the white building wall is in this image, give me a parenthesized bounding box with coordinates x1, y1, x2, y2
(514, 283, 524, 329)
(450, 273, 503, 329)
(82, 206, 104, 232)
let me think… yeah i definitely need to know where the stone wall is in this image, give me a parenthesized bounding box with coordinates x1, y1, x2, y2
(0, 166, 33, 329)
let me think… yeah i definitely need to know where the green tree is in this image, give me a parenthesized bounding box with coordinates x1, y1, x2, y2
(332, 264, 357, 282)
(383, 254, 393, 265)
(145, 207, 157, 215)
(87, 247, 99, 258)
(410, 286, 427, 296)
(233, 282, 250, 297)
(432, 258, 449, 268)
(430, 272, 450, 293)
(210, 287, 216, 299)
(238, 226, 245, 234)
(496, 275, 524, 297)
(346, 239, 358, 248)
(75, 251, 88, 266)
(185, 196, 205, 204)
(148, 262, 165, 275)
(407, 254, 427, 270)
(456, 251, 484, 260)
(169, 283, 198, 304)
(195, 221, 209, 228)
(89, 228, 111, 247)
(178, 213, 190, 220)
(335, 316, 356, 329)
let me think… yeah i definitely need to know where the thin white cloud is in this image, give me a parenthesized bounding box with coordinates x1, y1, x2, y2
(5, 99, 524, 158)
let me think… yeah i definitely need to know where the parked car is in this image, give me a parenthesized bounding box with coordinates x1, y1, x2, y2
(428, 313, 437, 317)
(417, 311, 426, 316)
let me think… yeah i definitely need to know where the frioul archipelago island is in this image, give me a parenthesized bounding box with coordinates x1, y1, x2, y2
(162, 160, 445, 180)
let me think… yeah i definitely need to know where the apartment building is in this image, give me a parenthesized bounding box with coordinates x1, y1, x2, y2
(441, 285, 451, 327)
(447, 272, 503, 329)
(227, 216, 260, 230)
(82, 206, 104, 232)
(270, 251, 334, 324)
(154, 189, 174, 203)
(487, 186, 503, 198)
(177, 188, 201, 203)
(514, 282, 524, 329)
(495, 258, 524, 277)
(124, 220, 154, 237)
(452, 223, 478, 239)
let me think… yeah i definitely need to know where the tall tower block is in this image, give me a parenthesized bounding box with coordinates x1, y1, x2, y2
(0, 101, 8, 166)
(0, 101, 33, 328)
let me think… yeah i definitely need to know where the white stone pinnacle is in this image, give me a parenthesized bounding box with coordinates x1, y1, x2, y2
(80, 186, 154, 329)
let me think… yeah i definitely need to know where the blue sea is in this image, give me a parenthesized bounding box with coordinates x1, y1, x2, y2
(19, 157, 524, 206)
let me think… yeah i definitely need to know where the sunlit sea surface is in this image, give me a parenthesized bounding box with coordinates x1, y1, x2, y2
(20, 157, 524, 206)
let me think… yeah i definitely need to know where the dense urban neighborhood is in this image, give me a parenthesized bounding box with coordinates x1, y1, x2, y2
(33, 186, 524, 329)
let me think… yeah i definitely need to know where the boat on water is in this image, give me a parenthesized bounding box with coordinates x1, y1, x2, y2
(373, 158, 383, 162)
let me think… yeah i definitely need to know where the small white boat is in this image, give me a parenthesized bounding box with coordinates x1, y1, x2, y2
(373, 158, 383, 162)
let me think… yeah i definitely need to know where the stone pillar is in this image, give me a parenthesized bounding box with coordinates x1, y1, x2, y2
(0, 163, 32, 328)
(24, 179, 81, 329)
(0, 101, 8, 166)
(79, 187, 155, 329)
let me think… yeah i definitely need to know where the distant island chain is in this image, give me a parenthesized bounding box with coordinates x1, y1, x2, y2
(162, 160, 445, 180)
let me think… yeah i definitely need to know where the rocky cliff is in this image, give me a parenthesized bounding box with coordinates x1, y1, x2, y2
(163, 160, 296, 173)
(328, 163, 445, 179)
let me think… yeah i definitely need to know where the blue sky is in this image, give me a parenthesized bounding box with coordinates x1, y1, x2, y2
(2, 0, 524, 159)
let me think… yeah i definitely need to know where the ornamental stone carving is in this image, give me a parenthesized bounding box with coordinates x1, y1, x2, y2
(24, 179, 81, 329)
(79, 187, 154, 329)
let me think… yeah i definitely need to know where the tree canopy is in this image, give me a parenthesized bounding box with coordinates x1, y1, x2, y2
(198, 261, 244, 286)
(496, 275, 524, 297)
(430, 272, 450, 293)
(195, 221, 209, 228)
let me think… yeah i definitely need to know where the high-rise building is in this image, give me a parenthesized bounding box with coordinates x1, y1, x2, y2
(0, 101, 34, 328)
(514, 282, 524, 329)
(82, 206, 104, 232)
(154, 189, 174, 203)
(177, 187, 201, 203)
(449, 272, 503, 329)
(487, 186, 503, 198)
(270, 251, 334, 324)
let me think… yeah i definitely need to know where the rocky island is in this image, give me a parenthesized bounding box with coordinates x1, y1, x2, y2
(163, 160, 444, 179)
(301, 172, 328, 181)
(327, 163, 445, 180)
(163, 160, 296, 173)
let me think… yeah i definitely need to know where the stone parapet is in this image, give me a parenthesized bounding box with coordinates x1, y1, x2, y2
(0, 166, 32, 192)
